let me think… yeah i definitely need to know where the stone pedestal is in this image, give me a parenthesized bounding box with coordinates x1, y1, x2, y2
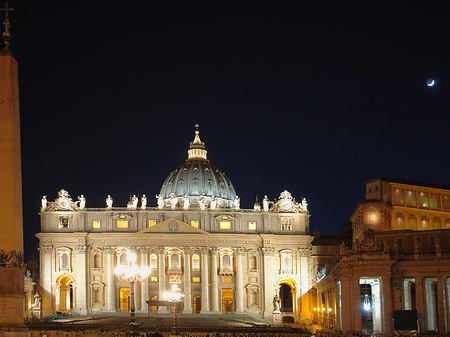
(272, 312, 282, 325)
(31, 308, 41, 322)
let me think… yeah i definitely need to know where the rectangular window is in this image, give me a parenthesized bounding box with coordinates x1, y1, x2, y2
(281, 217, 292, 231)
(150, 276, 158, 282)
(429, 194, 440, 208)
(405, 190, 417, 206)
(192, 277, 200, 283)
(191, 220, 199, 228)
(418, 192, 429, 207)
(248, 221, 257, 230)
(429, 236, 435, 247)
(93, 220, 101, 229)
(117, 220, 128, 229)
(220, 221, 231, 230)
(393, 188, 404, 205)
(148, 220, 156, 227)
(58, 216, 69, 229)
(443, 195, 450, 209)
(223, 277, 232, 283)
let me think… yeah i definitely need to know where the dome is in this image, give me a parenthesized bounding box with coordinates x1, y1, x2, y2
(158, 126, 237, 209)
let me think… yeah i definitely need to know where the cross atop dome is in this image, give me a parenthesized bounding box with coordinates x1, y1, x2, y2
(187, 124, 208, 161)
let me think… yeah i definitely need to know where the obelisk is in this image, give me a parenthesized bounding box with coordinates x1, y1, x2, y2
(0, 3, 28, 336)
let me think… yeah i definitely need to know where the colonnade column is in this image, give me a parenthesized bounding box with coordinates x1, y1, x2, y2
(158, 247, 167, 313)
(74, 245, 89, 315)
(437, 276, 446, 333)
(200, 247, 210, 313)
(183, 247, 192, 313)
(234, 247, 245, 313)
(415, 277, 425, 332)
(104, 246, 116, 312)
(211, 248, 219, 313)
(261, 247, 274, 319)
(40, 244, 53, 317)
(140, 247, 149, 311)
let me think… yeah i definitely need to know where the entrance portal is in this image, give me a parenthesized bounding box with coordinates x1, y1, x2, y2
(193, 296, 201, 313)
(56, 275, 73, 313)
(280, 283, 293, 312)
(222, 288, 234, 312)
(119, 287, 130, 312)
(360, 277, 383, 334)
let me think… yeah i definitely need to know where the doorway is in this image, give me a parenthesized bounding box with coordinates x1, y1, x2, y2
(222, 288, 234, 312)
(56, 275, 73, 313)
(280, 283, 293, 312)
(119, 287, 130, 312)
(193, 296, 201, 313)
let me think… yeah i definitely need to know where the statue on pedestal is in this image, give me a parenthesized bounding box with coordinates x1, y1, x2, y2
(106, 195, 113, 208)
(273, 294, 281, 313)
(78, 195, 86, 209)
(41, 196, 47, 211)
(141, 194, 147, 209)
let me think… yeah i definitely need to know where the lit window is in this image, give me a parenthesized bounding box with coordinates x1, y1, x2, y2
(219, 248, 234, 272)
(150, 254, 157, 269)
(368, 213, 375, 223)
(119, 253, 128, 265)
(223, 277, 231, 283)
(170, 253, 181, 270)
(220, 221, 231, 230)
(117, 220, 128, 229)
(148, 220, 156, 227)
(248, 221, 257, 230)
(191, 220, 199, 228)
(192, 277, 200, 283)
(223, 255, 232, 270)
(93, 220, 101, 229)
(119, 215, 126, 219)
(192, 254, 200, 270)
(281, 217, 292, 231)
(151, 276, 158, 282)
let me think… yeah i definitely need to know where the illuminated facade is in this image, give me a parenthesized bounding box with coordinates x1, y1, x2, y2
(36, 129, 314, 323)
(315, 178, 450, 334)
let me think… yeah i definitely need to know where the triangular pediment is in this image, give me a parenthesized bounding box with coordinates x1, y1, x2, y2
(138, 218, 209, 235)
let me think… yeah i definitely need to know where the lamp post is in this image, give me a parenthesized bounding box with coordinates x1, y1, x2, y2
(115, 252, 150, 329)
(164, 285, 184, 335)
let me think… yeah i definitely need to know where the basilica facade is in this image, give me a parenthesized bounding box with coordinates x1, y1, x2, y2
(36, 129, 314, 322)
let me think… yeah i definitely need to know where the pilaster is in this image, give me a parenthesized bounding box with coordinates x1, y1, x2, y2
(210, 248, 219, 312)
(183, 247, 192, 313)
(74, 245, 89, 315)
(157, 247, 167, 313)
(139, 247, 149, 312)
(234, 248, 245, 313)
(40, 245, 53, 317)
(103, 246, 115, 312)
(260, 247, 274, 319)
(200, 247, 210, 313)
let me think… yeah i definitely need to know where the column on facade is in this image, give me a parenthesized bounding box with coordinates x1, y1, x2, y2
(339, 277, 353, 334)
(381, 275, 394, 334)
(200, 247, 210, 313)
(104, 246, 116, 312)
(436, 277, 446, 333)
(415, 277, 425, 332)
(158, 247, 167, 313)
(40, 245, 53, 316)
(260, 247, 274, 319)
(74, 245, 89, 315)
(425, 278, 437, 331)
(210, 248, 219, 312)
(234, 248, 245, 313)
(183, 247, 192, 313)
(140, 247, 149, 311)
(352, 277, 362, 332)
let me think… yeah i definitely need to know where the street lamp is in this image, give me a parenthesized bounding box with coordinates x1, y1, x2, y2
(115, 252, 150, 328)
(163, 285, 184, 335)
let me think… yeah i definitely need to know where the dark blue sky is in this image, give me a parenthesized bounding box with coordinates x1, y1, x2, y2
(7, 2, 450, 259)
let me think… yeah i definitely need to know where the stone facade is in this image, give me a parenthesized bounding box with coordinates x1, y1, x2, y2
(315, 178, 450, 334)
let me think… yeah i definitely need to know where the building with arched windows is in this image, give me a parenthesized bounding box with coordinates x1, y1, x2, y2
(36, 128, 315, 323)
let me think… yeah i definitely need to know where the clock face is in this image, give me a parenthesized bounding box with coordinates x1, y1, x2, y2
(280, 199, 293, 211)
(59, 198, 69, 208)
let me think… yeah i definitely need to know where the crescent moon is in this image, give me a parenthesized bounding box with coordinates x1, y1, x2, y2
(427, 79, 435, 87)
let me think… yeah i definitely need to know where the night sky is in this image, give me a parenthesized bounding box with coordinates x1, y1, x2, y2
(6, 2, 450, 259)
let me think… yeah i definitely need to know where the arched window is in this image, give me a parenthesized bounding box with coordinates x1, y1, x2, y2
(119, 253, 128, 265)
(433, 217, 441, 229)
(150, 254, 157, 269)
(60, 253, 70, 270)
(192, 254, 200, 271)
(280, 250, 293, 273)
(177, 180, 184, 195)
(420, 216, 429, 230)
(407, 214, 417, 230)
(219, 248, 234, 272)
(395, 213, 405, 229)
(170, 253, 180, 270)
(446, 219, 450, 228)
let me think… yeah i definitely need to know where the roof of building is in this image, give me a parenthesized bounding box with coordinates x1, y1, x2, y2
(366, 177, 450, 191)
